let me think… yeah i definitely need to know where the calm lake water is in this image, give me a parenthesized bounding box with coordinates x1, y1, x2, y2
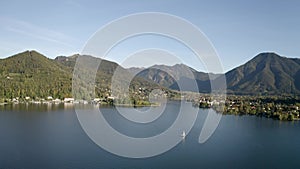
(0, 101, 300, 169)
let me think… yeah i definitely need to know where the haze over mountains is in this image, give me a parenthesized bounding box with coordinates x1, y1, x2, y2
(0, 50, 299, 100)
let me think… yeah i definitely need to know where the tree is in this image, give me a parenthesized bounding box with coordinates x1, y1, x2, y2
(288, 114, 294, 121)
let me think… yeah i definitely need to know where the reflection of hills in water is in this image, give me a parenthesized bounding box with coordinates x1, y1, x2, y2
(0, 103, 72, 112)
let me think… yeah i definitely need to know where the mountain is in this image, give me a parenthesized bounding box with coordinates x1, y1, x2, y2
(55, 54, 162, 98)
(1, 50, 299, 101)
(0, 51, 165, 101)
(225, 52, 300, 94)
(133, 53, 300, 95)
(0, 50, 72, 100)
(133, 64, 219, 93)
(127, 67, 145, 75)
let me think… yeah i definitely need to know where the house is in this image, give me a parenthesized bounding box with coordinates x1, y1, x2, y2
(64, 98, 74, 103)
(93, 98, 101, 102)
(93, 98, 104, 103)
(53, 98, 61, 103)
(107, 96, 115, 100)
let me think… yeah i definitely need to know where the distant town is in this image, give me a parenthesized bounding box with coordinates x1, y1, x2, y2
(192, 95, 300, 121)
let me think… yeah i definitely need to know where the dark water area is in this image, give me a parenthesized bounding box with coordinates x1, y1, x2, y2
(0, 102, 299, 169)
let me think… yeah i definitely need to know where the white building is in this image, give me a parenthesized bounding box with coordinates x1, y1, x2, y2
(64, 98, 75, 103)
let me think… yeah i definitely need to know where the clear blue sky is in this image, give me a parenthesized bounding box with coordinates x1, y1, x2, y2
(0, 0, 300, 72)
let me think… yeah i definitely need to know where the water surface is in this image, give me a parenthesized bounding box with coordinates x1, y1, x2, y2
(0, 102, 299, 169)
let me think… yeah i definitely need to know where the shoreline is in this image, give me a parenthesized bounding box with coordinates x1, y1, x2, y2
(0, 101, 161, 108)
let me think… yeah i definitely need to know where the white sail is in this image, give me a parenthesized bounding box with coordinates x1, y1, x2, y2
(181, 131, 186, 139)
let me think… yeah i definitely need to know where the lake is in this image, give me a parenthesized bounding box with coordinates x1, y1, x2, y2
(0, 101, 300, 169)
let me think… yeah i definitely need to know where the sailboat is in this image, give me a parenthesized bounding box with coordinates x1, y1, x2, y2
(181, 130, 186, 139)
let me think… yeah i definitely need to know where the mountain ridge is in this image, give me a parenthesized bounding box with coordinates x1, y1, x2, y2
(225, 52, 300, 94)
(0, 50, 72, 99)
(0, 51, 168, 101)
(1, 50, 300, 101)
(128, 52, 300, 94)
